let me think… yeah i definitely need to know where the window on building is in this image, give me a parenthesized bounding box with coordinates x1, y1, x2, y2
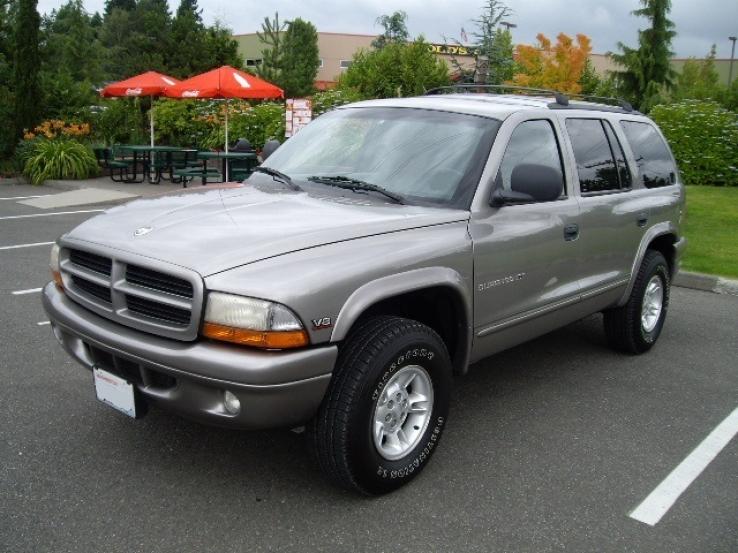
(319, 58, 324, 68)
(620, 121, 676, 188)
(245, 59, 262, 67)
(566, 118, 626, 194)
(339, 60, 352, 69)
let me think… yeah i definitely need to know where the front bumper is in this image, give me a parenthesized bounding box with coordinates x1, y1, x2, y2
(42, 283, 337, 429)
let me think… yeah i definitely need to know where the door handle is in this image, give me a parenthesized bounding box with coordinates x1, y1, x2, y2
(564, 223, 579, 241)
(637, 213, 648, 227)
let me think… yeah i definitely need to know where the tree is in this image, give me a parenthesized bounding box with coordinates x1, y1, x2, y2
(339, 39, 450, 99)
(472, 0, 514, 84)
(279, 18, 319, 97)
(371, 11, 408, 49)
(168, 0, 205, 77)
(512, 33, 592, 94)
(673, 45, 721, 101)
(202, 22, 243, 69)
(578, 58, 601, 95)
(103, 0, 135, 18)
(609, 0, 676, 111)
(13, 0, 42, 138)
(42, 0, 104, 83)
(0, 0, 15, 154)
(256, 12, 286, 84)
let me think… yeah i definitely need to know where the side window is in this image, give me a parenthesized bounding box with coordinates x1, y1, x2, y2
(603, 121, 632, 189)
(497, 119, 565, 196)
(566, 118, 626, 194)
(620, 121, 676, 188)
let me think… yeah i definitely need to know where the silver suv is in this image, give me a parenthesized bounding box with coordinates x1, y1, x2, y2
(43, 89, 686, 495)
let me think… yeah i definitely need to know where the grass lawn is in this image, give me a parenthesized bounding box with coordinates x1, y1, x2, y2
(682, 186, 738, 279)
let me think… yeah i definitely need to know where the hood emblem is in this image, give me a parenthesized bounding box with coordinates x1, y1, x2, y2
(134, 226, 153, 237)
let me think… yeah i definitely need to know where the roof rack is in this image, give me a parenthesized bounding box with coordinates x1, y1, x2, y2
(425, 84, 571, 106)
(423, 84, 636, 113)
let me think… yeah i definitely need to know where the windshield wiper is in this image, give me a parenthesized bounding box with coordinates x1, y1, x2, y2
(307, 175, 404, 204)
(252, 166, 302, 191)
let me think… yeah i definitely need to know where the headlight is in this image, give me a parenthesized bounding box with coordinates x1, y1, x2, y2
(201, 292, 309, 349)
(50, 243, 63, 290)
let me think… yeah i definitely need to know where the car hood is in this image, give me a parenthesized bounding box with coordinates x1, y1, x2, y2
(65, 183, 470, 276)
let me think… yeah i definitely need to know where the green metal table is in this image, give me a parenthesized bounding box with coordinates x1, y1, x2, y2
(197, 151, 258, 182)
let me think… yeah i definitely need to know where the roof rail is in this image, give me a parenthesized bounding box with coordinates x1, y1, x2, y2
(424, 84, 570, 107)
(567, 93, 634, 112)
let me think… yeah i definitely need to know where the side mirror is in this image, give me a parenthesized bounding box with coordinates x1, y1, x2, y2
(491, 164, 563, 207)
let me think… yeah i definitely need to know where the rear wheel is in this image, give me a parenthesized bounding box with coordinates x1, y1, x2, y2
(308, 316, 451, 495)
(604, 250, 670, 354)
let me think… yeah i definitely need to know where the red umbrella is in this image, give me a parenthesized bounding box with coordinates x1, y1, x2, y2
(164, 66, 284, 180)
(101, 71, 181, 147)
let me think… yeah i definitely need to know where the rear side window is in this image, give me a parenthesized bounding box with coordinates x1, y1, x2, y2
(620, 121, 676, 188)
(565, 118, 629, 194)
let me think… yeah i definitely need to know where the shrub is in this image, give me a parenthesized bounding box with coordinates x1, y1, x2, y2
(153, 98, 217, 148)
(90, 99, 147, 146)
(339, 39, 450, 99)
(650, 100, 738, 186)
(312, 88, 364, 116)
(23, 139, 99, 185)
(206, 102, 286, 150)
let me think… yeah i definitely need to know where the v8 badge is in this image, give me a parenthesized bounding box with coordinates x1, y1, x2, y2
(311, 317, 333, 330)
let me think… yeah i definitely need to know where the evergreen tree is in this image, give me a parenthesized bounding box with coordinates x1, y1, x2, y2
(103, 0, 135, 18)
(168, 0, 205, 77)
(202, 22, 243, 69)
(371, 11, 408, 49)
(0, 0, 15, 154)
(674, 45, 721, 101)
(279, 18, 319, 97)
(13, 0, 42, 137)
(256, 12, 286, 83)
(610, 0, 676, 110)
(472, 0, 513, 85)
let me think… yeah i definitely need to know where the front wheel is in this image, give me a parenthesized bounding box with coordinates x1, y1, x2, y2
(604, 250, 671, 354)
(308, 316, 452, 495)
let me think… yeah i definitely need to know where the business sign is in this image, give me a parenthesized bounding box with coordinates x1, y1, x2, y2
(285, 98, 312, 138)
(429, 43, 480, 57)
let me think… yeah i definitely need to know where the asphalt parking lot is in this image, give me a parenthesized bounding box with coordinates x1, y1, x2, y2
(1, 183, 736, 553)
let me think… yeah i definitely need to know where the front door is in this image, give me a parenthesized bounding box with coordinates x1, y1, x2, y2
(469, 117, 582, 344)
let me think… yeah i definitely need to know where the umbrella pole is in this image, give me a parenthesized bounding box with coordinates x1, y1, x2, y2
(150, 98, 155, 181)
(224, 99, 229, 182)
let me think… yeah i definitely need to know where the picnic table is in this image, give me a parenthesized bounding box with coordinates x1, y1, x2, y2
(197, 151, 259, 182)
(116, 145, 199, 184)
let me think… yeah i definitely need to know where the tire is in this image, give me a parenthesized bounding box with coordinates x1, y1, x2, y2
(308, 316, 452, 495)
(604, 250, 670, 354)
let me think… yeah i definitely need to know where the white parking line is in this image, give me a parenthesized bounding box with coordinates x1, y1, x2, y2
(12, 287, 43, 295)
(0, 209, 104, 221)
(0, 241, 54, 251)
(629, 406, 738, 526)
(37, 321, 50, 326)
(0, 195, 42, 200)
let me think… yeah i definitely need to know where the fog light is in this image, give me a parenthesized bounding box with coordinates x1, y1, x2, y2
(223, 390, 241, 415)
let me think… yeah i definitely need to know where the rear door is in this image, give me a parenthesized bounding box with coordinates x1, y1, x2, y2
(560, 116, 646, 294)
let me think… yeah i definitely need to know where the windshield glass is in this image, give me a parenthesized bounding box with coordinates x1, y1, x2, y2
(262, 107, 500, 208)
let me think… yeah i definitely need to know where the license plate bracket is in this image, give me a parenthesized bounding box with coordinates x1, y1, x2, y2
(93, 367, 143, 419)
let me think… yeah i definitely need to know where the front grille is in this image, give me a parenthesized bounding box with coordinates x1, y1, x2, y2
(69, 249, 112, 275)
(126, 294, 191, 326)
(126, 264, 193, 298)
(71, 275, 112, 303)
(62, 248, 201, 341)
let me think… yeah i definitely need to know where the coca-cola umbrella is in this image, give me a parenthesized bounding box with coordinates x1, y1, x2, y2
(101, 71, 181, 147)
(164, 66, 284, 180)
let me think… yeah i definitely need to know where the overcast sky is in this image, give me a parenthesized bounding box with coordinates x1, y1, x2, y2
(38, 0, 738, 58)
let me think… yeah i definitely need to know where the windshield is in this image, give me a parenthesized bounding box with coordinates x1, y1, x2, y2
(263, 107, 500, 208)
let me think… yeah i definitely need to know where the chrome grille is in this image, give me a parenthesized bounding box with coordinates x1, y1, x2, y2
(61, 246, 203, 341)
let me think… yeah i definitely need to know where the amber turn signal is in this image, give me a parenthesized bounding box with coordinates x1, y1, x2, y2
(202, 322, 309, 349)
(52, 269, 64, 290)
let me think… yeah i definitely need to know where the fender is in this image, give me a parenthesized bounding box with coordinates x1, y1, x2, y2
(617, 221, 679, 307)
(330, 267, 474, 374)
